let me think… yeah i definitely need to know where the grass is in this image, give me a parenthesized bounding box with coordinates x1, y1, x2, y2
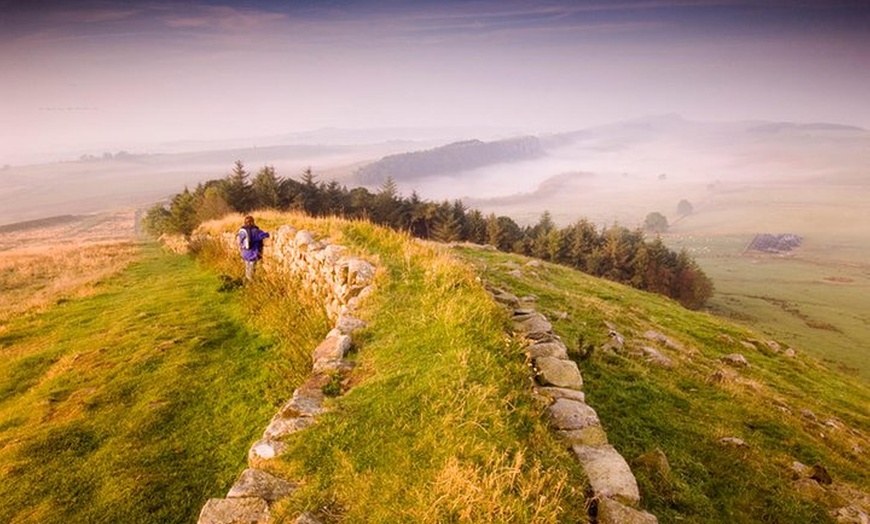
(456, 245, 869, 523)
(0, 242, 327, 524)
(195, 213, 591, 523)
(4, 209, 867, 523)
(665, 233, 870, 379)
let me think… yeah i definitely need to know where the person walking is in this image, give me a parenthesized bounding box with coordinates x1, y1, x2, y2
(237, 215, 270, 280)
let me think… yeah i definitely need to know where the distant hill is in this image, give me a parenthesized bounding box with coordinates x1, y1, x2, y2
(354, 136, 545, 184)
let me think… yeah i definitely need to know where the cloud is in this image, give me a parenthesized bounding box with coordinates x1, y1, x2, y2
(162, 4, 287, 31)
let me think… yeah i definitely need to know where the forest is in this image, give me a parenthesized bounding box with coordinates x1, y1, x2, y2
(143, 161, 713, 309)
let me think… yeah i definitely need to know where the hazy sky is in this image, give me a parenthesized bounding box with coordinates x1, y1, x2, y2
(2, 0, 869, 164)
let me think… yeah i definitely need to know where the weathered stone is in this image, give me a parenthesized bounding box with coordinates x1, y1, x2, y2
(294, 513, 323, 524)
(833, 505, 870, 524)
(507, 269, 523, 278)
(784, 348, 796, 358)
(633, 448, 671, 478)
(718, 437, 747, 447)
(791, 461, 811, 479)
(295, 230, 316, 247)
(312, 334, 352, 363)
(537, 386, 585, 402)
(548, 398, 600, 430)
(525, 259, 543, 268)
(721, 353, 749, 367)
(347, 259, 375, 285)
(334, 314, 366, 334)
(279, 383, 326, 418)
(556, 426, 609, 446)
(527, 341, 569, 359)
(534, 356, 583, 389)
(492, 291, 520, 307)
(514, 313, 554, 339)
(764, 340, 782, 353)
(597, 497, 659, 524)
(263, 415, 315, 439)
(572, 444, 640, 505)
(198, 497, 270, 524)
(641, 346, 673, 368)
(643, 330, 682, 351)
(249, 438, 286, 465)
(228, 468, 297, 502)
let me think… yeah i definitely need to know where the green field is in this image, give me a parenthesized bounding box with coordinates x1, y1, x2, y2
(665, 232, 870, 380)
(0, 243, 328, 523)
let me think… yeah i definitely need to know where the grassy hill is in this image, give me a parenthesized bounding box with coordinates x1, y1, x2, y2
(0, 212, 867, 523)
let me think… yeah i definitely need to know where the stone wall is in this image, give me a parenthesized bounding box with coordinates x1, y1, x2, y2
(490, 287, 660, 524)
(195, 225, 376, 524)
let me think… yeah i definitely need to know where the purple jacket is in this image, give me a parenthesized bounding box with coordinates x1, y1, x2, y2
(238, 226, 270, 262)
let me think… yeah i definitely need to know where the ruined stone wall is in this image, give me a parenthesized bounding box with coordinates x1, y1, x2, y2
(195, 225, 375, 524)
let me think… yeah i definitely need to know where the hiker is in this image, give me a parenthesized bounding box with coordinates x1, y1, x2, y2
(237, 215, 270, 280)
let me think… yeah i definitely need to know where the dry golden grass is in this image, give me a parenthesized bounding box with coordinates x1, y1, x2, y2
(0, 211, 139, 324)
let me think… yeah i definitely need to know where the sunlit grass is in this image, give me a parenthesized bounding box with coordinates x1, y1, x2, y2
(457, 245, 870, 524)
(0, 242, 327, 523)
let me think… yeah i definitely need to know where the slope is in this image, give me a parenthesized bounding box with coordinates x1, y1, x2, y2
(454, 244, 869, 523)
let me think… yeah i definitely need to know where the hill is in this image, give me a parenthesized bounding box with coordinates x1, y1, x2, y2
(0, 213, 867, 523)
(354, 136, 545, 185)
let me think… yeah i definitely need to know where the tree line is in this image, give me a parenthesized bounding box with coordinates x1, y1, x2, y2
(143, 161, 713, 309)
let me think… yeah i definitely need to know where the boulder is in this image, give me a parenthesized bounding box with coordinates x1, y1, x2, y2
(198, 497, 270, 524)
(534, 356, 583, 389)
(572, 444, 641, 505)
(227, 468, 297, 502)
(633, 448, 671, 478)
(249, 438, 286, 466)
(721, 353, 749, 367)
(597, 497, 659, 524)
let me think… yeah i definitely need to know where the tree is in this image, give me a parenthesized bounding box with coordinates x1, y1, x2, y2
(224, 160, 252, 212)
(251, 165, 281, 210)
(677, 199, 694, 216)
(431, 201, 460, 243)
(168, 187, 198, 236)
(142, 203, 171, 237)
(643, 212, 669, 234)
(196, 185, 233, 222)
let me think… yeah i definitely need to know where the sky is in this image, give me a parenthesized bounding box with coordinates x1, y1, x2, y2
(2, 0, 869, 165)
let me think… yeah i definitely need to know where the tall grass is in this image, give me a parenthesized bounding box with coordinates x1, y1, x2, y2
(196, 216, 591, 523)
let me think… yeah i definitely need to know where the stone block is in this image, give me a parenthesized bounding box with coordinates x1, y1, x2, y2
(198, 497, 270, 524)
(555, 426, 609, 446)
(227, 468, 297, 503)
(527, 341, 568, 359)
(263, 415, 315, 440)
(312, 334, 352, 363)
(597, 497, 658, 524)
(548, 398, 601, 430)
(572, 444, 640, 505)
(534, 356, 583, 389)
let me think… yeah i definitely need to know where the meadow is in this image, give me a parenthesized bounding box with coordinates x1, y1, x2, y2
(1, 210, 867, 523)
(0, 214, 328, 523)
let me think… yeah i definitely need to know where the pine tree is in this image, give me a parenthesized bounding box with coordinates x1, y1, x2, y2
(224, 160, 252, 212)
(251, 165, 281, 210)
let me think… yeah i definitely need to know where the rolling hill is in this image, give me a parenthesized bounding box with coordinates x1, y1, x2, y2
(2, 212, 865, 523)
